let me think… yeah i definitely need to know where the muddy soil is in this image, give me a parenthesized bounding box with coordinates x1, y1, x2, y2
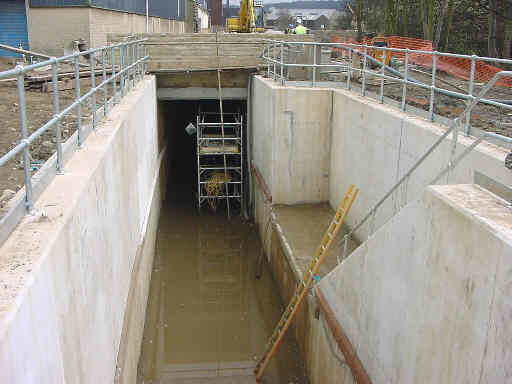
(323, 60, 512, 138)
(0, 61, 108, 214)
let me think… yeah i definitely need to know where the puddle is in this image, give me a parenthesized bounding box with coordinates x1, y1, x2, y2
(137, 203, 309, 384)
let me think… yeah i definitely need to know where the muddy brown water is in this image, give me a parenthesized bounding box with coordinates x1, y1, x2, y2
(137, 202, 309, 384)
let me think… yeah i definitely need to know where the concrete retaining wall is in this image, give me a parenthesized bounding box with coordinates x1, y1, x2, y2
(319, 184, 512, 383)
(329, 88, 512, 240)
(251, 76, 511, 240)
(0, 76, 162, 383)
(251, 76, 331, 206)
(250, 75, 512, 384)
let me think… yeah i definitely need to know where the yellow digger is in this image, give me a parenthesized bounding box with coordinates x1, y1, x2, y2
(226, 0, 265, 33)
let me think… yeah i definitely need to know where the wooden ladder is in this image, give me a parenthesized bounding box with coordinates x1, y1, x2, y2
(254, 185, 359, 381)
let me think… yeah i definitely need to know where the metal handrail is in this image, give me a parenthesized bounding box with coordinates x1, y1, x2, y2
(0, 39, 148, 245)
(262, 39, 512, 140)
(261, 40, 512, 261)
(338, 70, 512, 263)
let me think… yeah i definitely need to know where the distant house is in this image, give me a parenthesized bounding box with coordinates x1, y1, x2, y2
(266, 8, 343, 30)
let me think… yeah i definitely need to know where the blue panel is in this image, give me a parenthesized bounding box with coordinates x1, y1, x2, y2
(0, 0, 29, 57)
(30, 0, 87, 6)
(29, 0, 182, 19)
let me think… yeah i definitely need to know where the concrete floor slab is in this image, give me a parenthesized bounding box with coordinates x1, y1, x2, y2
(272, 203, 359, 281)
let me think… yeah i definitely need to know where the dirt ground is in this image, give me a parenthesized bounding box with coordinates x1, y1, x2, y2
(323, 59, 512, 138)
(0, 60, 108, 214)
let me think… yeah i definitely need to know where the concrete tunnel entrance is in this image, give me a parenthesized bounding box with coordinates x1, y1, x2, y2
(160, 99, 247, 213)
(136, 98, 309, 383)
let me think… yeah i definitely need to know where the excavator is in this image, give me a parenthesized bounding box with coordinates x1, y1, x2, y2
(226, 0, 265, 33)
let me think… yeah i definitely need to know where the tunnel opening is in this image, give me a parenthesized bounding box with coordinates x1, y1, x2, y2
(136, 98, 309, 383)
(160, 99, 248, 216)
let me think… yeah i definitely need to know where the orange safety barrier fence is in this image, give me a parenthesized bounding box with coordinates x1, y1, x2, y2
(330, 34, 512, 88)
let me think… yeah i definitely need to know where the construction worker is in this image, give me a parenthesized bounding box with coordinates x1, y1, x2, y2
(294, 22, 307, 35)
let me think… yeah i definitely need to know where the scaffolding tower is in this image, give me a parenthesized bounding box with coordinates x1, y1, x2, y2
(197, 111, 243, 216)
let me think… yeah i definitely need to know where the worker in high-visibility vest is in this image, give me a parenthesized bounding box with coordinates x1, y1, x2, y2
(294, 23, 307, 35)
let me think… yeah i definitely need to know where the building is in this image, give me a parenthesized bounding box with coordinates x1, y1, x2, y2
(0, 0, 30, 56)
(0, 0, 195, 57)
(266, 8, 343, 30)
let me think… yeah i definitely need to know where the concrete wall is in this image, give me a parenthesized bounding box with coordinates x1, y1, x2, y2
(89, 8, 185, 48)
(251, 76, 331, 206)
(0, 76, 163, 383)
(319, 184, 512, 383)
(251, 76, 512, 384)
(28, 7, 91, 56)
(251, 76, 511, 240)
(28, 7, 185, 55)
(329, 88, 512, 240)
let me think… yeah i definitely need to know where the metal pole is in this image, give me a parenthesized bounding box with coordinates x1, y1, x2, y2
(146, 0, 149, 33)
(267, 44, 270, 79)
(362, 45, 367, 96)
(402, 49, 409, 111)
(465, 56, 476, 135)
(342, 234, 349, 262)
(312, 43, 317, 87)
(137, 42, 142, 81)
(111, 46, 117, 104)
(74, 56, 82, 147)
(102, 49, 107, 116)
(347, 47, 351, 90)
(120, 45, 125, 98)
(51, 60, 63, 173)
(17, 69, 33, 211)
(429, 52, 437, 121)
(280, 42, 284, 85)
(379, 61, 384, 103)
(273, 41, 276, 81)
(90, 52, 96, 129)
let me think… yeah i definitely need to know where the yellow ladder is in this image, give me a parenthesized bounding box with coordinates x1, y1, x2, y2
(254, 185, 359, 381)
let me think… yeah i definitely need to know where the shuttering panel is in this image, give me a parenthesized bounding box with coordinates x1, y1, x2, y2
(0, 0, 29, 57)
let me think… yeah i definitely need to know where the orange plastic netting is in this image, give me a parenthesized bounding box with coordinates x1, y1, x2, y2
(331, 34, 512, 88)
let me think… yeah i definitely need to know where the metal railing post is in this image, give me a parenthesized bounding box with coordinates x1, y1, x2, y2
(280, 42, 284, 85)
(402, 48, 409, 111)
(429, 51, 438, 121)
(90, 52, 97, 129)
(267, 43, 270, 79)
(362, 45, 367, 96)
(102, 49, 107, 116)
(465, 56, 476, 135)
(120, 45, 125, 98)
(379, 61, 385, 103)
(131, 43, 135, 88)
(51, 59, 63, 173)
(347, 47, 352, 90)
(74, 55, 82, 147)
(273, 41, 276, 81)
(17, 68, 33, 211)
(312, 43, 317, 87)
(111, 46, 117, 104)
(137, 42, 142, 81)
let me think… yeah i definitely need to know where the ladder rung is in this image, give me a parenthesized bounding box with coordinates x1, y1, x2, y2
(255, 185, 358, 381)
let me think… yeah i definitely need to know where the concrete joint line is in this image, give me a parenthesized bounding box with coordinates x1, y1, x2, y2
(138, 145, 167, 246)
